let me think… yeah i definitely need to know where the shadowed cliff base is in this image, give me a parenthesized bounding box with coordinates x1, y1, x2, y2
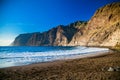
(0, 51, 120, 80)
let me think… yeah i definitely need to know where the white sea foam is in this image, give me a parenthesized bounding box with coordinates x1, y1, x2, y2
(0, 46, 109, 68)
(0, 47, 109, 58)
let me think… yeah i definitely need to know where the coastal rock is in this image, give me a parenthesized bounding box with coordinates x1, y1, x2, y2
(102, 66, 120, 71)
(107, 67, 115, 71)
(115, 66, 120, 71)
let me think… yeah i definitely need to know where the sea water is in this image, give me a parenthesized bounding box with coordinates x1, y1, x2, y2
(0, 46, 109, 68)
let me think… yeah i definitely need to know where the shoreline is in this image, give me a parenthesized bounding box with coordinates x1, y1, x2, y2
(0, 50, 120, 80)
(0, 49, 110, 69)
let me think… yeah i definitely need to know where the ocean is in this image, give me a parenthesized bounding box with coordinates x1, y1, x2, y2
(0, 46, 109, 68)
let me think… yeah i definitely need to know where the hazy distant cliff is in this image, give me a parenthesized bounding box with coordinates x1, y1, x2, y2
(12, 2, 120, 48)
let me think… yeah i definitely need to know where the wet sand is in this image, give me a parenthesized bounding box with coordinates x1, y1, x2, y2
(0, 51, 120, 80)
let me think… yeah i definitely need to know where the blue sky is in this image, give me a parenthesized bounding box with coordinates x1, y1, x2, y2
(0, 0, 119, 46)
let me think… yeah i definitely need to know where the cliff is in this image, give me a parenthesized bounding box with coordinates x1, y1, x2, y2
(12, 21, 86, 46)
(12, 2, 120, 48)
(12, 33, 33, 46)
(85, 2, 120, 47)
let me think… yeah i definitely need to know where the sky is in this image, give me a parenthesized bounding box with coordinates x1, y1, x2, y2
(0, 0, 119, 46)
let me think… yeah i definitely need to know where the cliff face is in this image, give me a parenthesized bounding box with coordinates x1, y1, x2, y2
(85, 2, 120, 47)
(68, 22, 87, 46)
(12, 33, 33, 46)
(69, 2, 120, 47)
(27, 25, 78, 46)
(12, 21, 86, 46)
(12, 2, 120, 47)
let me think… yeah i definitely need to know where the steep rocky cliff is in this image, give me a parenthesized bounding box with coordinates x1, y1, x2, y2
(85, 2, 120, 47)
(12, 21, 86, 46)
(12, 2, 120, 48)
(69, 2, 120, 48)
(12, 33, 33, 46)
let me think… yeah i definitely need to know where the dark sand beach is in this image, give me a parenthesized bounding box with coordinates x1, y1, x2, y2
(0, 51, 120, 80)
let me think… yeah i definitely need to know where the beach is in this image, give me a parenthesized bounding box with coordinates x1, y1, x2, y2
(0, 51, 120, 80)
(0, 1, 120, 80)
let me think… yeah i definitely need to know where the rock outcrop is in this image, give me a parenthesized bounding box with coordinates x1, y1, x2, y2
(12, 2, 120, 48)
